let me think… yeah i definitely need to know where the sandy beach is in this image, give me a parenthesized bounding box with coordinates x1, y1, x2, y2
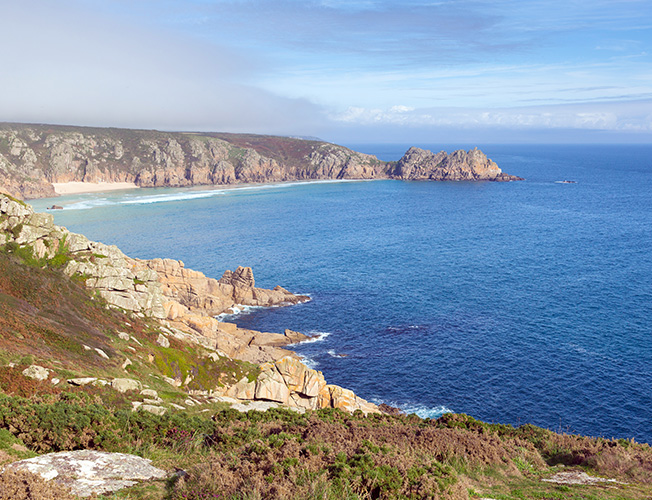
(52, 182, 139, 195)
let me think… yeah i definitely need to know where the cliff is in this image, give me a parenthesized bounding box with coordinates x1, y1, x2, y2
(0, 122, 522, 199)
(0, 193, 377, 414)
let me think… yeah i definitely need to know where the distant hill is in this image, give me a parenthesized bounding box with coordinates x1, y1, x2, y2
(0, 123, 521, 199)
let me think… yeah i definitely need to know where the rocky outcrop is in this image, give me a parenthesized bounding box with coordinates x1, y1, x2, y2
(224, 356, 379, 414)
(0, 194, 381, 415)
(0, 194, 310, 365)
(0, 123, 521, 199)
(391, 146, 523, 181)
(139, 258, 309, 316)
(4, 450, 167, 497)
(0, 195, 306, 331)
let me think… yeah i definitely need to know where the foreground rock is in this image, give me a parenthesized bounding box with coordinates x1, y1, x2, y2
(0, 123, 521, 199)
(542, 470, 622, 485)
(4, 450, 167, 497)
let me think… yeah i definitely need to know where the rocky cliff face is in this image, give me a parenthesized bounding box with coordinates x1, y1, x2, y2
(0, 194, 378, 414)
(0, 123, 521, 199)
(391, 146, 520, 181)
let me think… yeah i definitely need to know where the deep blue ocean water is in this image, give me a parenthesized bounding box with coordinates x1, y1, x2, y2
(31, 144, 652, 444)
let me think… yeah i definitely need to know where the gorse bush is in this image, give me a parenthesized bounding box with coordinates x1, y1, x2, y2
(0, 393, 217, 454)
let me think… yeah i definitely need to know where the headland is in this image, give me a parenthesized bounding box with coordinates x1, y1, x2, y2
(0, 122, 522, 200)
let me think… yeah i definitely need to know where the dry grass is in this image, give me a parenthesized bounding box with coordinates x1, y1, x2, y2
(0, 469, 81, 500)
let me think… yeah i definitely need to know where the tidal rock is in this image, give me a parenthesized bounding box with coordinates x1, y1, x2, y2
(284, 329, 309, 344)
(4, 450, 167, 497)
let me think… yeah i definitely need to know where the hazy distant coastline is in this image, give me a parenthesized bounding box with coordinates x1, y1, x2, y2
(0, 122, 522, 200)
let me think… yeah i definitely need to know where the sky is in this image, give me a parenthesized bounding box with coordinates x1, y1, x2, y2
(1, 0, 651, 143)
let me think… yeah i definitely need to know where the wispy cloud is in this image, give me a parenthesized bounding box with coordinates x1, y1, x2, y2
(0, 0, 324, 134)
(1, 0, 651, 142)
(332, 100, 652, 132)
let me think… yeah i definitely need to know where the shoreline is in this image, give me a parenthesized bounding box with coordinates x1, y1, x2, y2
(52, 181, 140, 195)
(35, 178, 374, 202)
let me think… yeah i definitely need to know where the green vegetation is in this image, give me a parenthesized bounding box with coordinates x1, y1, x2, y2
(0, 388, 651, 500)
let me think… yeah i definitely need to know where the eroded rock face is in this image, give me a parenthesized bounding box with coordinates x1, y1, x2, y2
(392, 147, 523, 181)
(139, 259, 309, 316)
(0, 123, 521, 199)
(4, 450, 167, 497)
(226, 356, 379, 414)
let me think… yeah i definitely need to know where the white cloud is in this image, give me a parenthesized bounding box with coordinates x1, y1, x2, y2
(0, 0, 325, 135)
(331, 101, 652, 132)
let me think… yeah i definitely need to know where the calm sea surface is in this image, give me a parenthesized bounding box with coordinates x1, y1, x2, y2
(31, 144, 652, 443)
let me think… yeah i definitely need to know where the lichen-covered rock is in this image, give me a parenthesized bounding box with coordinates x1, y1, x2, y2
(111, 378, 142, 393)
(138, 404, 167, 416)
(22, 365, 50, 381)
(67, 377, 98, 386)
(156, 333, 170, 348)
(4, 450, 167, 497)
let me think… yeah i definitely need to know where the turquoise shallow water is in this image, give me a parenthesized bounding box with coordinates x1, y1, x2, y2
(31, 144, 652, 443)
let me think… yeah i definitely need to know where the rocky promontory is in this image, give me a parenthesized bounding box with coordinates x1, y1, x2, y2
(0, 123, 522, 199)
(0, 193, 377, 414)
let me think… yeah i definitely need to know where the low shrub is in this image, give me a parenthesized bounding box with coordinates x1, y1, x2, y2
(0, 469, 80, 500)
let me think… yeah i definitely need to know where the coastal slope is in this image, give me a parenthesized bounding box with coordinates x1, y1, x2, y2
(0, 193, 378, 414)
(0, 122, 522, 199)
(2, 196, 652, 500)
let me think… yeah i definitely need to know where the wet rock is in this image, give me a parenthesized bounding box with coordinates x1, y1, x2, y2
(284, 329, 309, 343)
(379, 403, 403, 415)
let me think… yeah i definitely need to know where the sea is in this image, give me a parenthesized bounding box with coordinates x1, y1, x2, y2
(30, 144, 652, 444)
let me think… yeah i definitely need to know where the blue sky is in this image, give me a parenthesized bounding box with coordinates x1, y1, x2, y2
(1, 0, 651, 142)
